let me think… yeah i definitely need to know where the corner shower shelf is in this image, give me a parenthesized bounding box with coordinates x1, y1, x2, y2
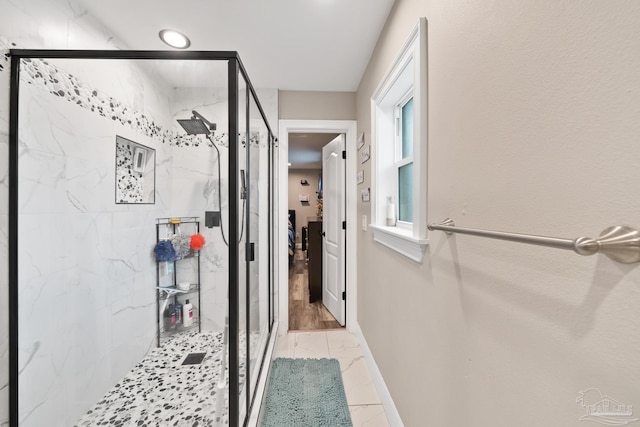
(155, 217, 202, 347)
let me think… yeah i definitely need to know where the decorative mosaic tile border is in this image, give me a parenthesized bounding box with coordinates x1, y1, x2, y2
(0, 36, 15, 72)
(1, 36, 269, 149)
(18, 56, 226, 148)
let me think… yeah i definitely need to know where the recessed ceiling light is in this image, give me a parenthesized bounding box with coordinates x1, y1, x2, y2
(159, 29, 191, 49)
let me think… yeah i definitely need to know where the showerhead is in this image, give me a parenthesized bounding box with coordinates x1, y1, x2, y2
(177, 110, 217, 135)
(177, 118, 211, 135)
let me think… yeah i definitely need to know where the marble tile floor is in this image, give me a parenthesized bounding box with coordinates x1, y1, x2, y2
(274, 330, 391, 427)
(75, 331, 232, 426)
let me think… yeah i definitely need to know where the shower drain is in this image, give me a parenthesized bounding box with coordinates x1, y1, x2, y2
(182, 352, 207, 365)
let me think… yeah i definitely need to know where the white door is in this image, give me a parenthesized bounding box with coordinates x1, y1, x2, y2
(322, 134, 346, 325)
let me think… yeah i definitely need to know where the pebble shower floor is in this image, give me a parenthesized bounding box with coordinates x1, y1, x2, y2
(74, 331, 235, 426)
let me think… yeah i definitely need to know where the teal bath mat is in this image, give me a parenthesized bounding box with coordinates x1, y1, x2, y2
(260, 358, 353, 427)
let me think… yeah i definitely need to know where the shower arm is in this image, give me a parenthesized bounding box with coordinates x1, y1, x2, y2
(192, 110, 216, 132)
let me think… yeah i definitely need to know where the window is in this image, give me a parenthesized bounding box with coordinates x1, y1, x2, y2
(396, 96, 414, 225)
(370, 18, 428, 263)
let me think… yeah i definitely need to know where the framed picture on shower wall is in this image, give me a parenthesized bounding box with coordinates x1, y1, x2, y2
(115, 135, 156, 204)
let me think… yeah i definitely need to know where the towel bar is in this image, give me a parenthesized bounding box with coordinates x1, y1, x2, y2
(427, 218, 640, 264)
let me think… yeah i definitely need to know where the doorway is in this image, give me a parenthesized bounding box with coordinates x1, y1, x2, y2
(287, 133, 342, 330)
(278, 120, 358, 334)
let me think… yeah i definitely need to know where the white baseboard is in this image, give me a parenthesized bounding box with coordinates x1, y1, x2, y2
(246, 321, 279, 427)
(354, 322, 404, 427)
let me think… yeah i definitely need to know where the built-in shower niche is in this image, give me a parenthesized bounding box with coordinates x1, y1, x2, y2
(115, 135, 156, 204)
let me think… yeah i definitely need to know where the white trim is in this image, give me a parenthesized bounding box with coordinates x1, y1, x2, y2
(369, 224, 428, 263)
(278, 119, 358, 333)
(370, 18, 428, 258)
(355, 322, 404, 427)
(371, 21, 422, 102)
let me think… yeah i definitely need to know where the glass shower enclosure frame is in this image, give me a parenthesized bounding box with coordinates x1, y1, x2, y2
(8, 49, 275, 427)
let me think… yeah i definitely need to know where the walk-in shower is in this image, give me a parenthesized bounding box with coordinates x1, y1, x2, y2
(9, 50, 276, 426)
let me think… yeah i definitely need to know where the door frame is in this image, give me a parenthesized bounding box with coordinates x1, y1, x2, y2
(278, 119, 358, 333)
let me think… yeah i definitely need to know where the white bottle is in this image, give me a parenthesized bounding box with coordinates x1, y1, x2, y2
(183, 299, 194, 327)
(386, 196, 397, 226)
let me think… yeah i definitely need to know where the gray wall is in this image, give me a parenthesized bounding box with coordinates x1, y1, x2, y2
(279, 90, 356, 120)
(288, 169, 322, 244)
(356, 0, 640, 426)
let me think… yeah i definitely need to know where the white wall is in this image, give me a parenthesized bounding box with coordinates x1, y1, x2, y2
(356, 1, 640, 426)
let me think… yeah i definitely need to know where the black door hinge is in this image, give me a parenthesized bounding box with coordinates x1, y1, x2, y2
(342, 291, 346, 300)
(342, 150, 346, 159)
(342, 221, 346, 230)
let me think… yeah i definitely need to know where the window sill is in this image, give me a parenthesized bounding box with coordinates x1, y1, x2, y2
(369, 224, 429, 263)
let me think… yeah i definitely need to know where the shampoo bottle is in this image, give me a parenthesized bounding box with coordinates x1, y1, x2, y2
(183, 299, 194, 327)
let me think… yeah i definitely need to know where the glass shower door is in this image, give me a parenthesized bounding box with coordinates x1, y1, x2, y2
(247, 90, 271, 409)
(235, 68, 274, 423)
(235, 63, 249, 423)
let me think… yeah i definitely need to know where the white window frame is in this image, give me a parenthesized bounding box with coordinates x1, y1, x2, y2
(370, 17, 428, 263)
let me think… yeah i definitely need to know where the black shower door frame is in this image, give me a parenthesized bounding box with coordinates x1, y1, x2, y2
(8, 49, 275, 427)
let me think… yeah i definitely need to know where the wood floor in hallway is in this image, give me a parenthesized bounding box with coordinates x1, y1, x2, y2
(289, 249, 342, 331)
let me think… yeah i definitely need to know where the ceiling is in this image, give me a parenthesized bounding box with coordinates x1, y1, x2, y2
(288, 133, 340, 169)
(76, 0, 393, 169)
(77, 0, 396, 92)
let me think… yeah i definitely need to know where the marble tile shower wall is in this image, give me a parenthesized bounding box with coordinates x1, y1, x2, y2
(15, 65, 174, 426)
(7, 59, 278, 426)
(171, 87, 230, 333)
(0, 1, 279, 420)
(0, 5, 117, 427)
(170, 87, 278, 334)
(0, 1, 208, 424)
